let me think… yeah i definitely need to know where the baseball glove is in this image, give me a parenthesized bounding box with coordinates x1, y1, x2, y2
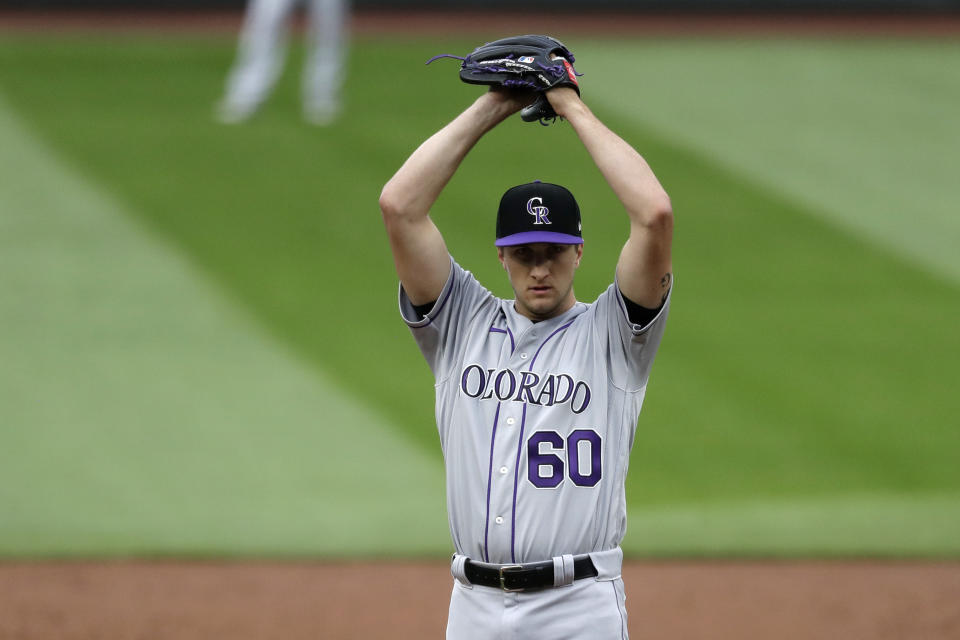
(426, 34, 581, 125)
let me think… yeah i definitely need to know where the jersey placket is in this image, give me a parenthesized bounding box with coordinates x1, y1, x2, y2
(506, 326, 540, 563)
(481, 319, 523, 563)
(513, 320, 576, 562)
(483, 316, 572, 564)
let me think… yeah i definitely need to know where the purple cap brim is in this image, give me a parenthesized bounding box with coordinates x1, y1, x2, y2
(495, 231, 584, 247)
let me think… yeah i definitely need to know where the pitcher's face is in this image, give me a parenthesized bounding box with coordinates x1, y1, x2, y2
(499, 243, 582, 322)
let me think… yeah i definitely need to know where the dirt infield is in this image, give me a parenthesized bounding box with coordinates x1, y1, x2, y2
(2, 560, 959, 639)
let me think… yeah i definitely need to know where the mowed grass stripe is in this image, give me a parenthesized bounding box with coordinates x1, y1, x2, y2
(629, 493, 960, 557)
(613, 119, 960, 553)
(1, 36, 958, 556)
(0, 35, 448, 459)
(578, 38, 960, 554)
(579, 38, 960, 284)
(0, 92, 447, 557)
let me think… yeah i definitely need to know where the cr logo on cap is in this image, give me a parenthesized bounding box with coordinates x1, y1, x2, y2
(526, 197, 551, 225)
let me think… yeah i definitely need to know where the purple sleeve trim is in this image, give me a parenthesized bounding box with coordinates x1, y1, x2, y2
(423, 281, 453, 326)
(612, 276, 672, 335)
(401, 257, 455, 329)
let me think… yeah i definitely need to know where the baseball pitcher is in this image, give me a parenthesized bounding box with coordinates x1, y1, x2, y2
(379, 36, 673, 639)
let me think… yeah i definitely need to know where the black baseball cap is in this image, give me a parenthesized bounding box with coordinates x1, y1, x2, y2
(495, 181, 583, 247)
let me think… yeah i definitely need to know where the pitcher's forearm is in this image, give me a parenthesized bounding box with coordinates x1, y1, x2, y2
(559, 97, 672, 226)
(380, 93, 520, 223)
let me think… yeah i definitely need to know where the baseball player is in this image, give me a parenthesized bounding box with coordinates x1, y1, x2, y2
(379, 73, 673, 638)
(216, 0, 348, 124)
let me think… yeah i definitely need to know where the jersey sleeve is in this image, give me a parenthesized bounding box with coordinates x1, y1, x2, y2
(590, 276, 673, 392)
(398, 256, 498, 382)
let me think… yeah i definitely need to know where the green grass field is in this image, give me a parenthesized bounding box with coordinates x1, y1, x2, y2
(1, 32, 958, 557)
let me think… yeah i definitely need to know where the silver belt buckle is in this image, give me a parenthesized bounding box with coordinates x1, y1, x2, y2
(499, 564, 524, 592)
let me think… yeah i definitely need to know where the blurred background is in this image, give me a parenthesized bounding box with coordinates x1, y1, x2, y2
(4, 0, 960, 9)
(1, 0, 958, 565)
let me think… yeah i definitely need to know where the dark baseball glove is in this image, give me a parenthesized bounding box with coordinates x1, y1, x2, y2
(426, 34, 581, 125)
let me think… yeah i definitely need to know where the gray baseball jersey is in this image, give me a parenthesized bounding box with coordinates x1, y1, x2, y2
(400, 257, 670, 565)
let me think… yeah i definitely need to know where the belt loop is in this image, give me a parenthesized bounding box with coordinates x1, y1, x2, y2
(588, 547, 624, 581)
(552, 553, 576, 587)
(450, 554, 473, 588)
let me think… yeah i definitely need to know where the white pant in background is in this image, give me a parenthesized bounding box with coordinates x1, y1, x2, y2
(219, 0, 348, 123)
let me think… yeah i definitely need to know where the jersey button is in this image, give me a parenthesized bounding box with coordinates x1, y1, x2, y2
(499, 466, 508, 475)
(506, 417, 516, 425)
(520, 353, 528, 359)
(495, 516, 504, 525)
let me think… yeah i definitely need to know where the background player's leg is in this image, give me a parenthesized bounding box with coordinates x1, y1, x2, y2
(302, 0, 348, 124)
(218, 0, 297, 123)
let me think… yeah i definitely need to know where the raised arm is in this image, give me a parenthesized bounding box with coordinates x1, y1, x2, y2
(379, 90, 530, 305)
(546, 88, 673, 310)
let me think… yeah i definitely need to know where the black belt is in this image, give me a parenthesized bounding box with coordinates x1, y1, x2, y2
(463, 556, 598, 591)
